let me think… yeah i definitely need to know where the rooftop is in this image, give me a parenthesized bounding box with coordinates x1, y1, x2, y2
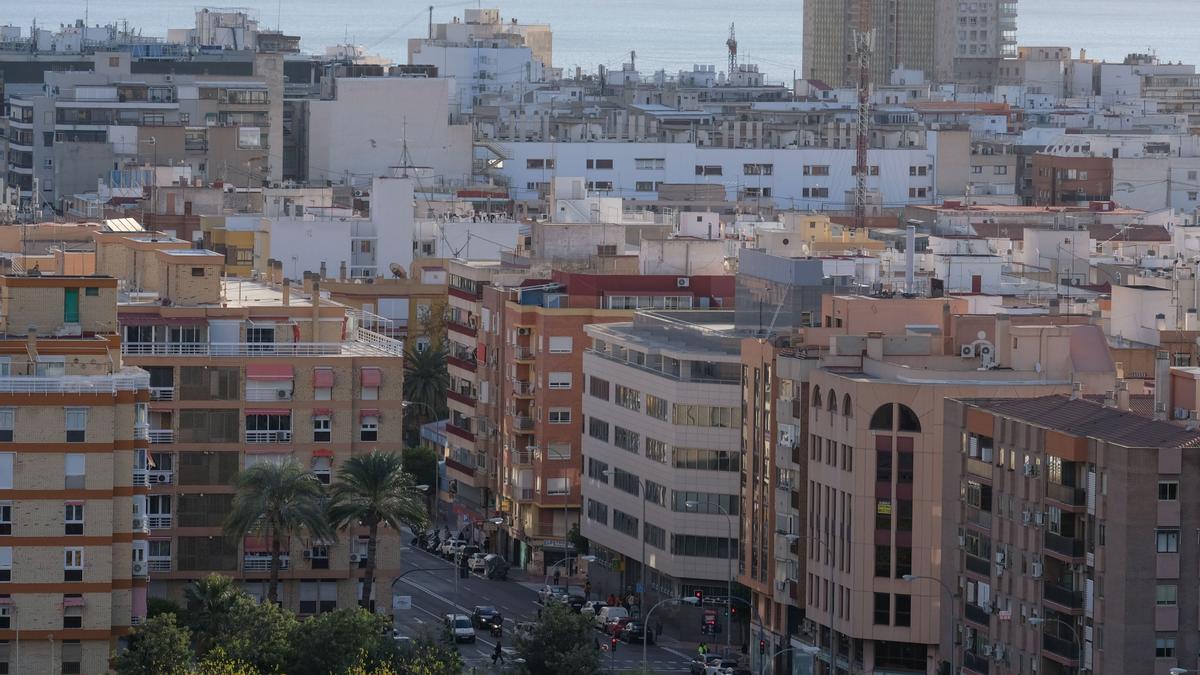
(962, 395, 1200, 448)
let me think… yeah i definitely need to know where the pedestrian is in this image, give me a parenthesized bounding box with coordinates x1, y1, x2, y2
(584, 580, 592, 600)
(698, 641, 708, 657)
(492, 639, 505, 665)
(607, 593, 617, 607)
(553, 569, 561, 586)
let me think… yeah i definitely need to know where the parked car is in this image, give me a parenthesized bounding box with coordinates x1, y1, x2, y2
(604, 616, 633, 636)
(538, 585, 567, 605)
(444, 614, 476, 643)
(690, 655, 736, 675)
(439, 538, 465, 558)
(466, 552, 488, 573)
(619, 621, 654, 644)
(580, 600, 607, 619)
(594, 605, 629, 630)
(471, 605, 503, 629)
(455, 545, 481, 566)
(484, 554, 510, 580)
(564, 591, 587, 612)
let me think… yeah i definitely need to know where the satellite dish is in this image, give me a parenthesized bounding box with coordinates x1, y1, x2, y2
(389, 263, 407, 279)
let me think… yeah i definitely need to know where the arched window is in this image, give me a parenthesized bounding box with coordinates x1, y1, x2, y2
(897, 404, 922, 432)
(827, 390, 838, 413)
(842, 394, 853, 418)
(869, 404, 893, 431)
(811, 385, 822, 408)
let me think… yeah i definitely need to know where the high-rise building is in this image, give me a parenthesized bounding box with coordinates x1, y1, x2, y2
(0, 272, 151, 673)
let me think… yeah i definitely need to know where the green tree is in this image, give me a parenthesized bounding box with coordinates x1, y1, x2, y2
(402, 346, 449, 425)
(286, 608, 397, 675)
(224, 460, 334, 604)
(516, 603, 600, 675)
(207, 593, 297, 673)
(328, 450, 430, 610)
(183, 574, 242, 653)
(566, 523, 589, 556)
(147, 596, 184, 620)
(402, 445, 438, 496)
(396, 636, 464, 675)
(191, 655, 259, 675)
(111, 614, 193, 675)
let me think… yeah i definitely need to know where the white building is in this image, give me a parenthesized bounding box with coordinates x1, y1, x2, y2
(305, 77, 473, 188)
(581, 312, 744, 598)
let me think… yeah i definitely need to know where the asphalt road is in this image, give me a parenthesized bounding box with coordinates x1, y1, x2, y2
(390, 534, 695, 673)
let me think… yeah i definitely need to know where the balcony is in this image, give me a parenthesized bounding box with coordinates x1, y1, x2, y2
(447, 354, 478, 372)
(148, 557, 172, 573)
(1043, 532, 1085, 560)
(512, 450, 534, 467)
(149, 387, 175, 401)
(513, 346, 534, 361)
(1042, 632, 1079, 662)
(513, 416, 535, 432)
(246, 389, 294, 402)
(445, 456, 477, 478)
(1046, 482, 1087, 509)
(246, 430, 292, 444)
(149, 470, 173, 485)
(966, 457, 992, 478)
(966, 508, 992, 530)
(243, 554, 289, 572)
(963, 651, 991, 674)
(446, 318, 477, 338)
(148, 514, 173, 529)
(446, 422, 475, 443)
(148, 429, 175, 444)
(512, 380, 535, 396)
(965, 554, 991, 577)
(516, 487, 535, 502)
(1043, 581, 1084, 612)
(121, 329, 404, 358)
(132, 469, 149, 487)
(447, 389, 476, 406)
(964, 603, 991, 627)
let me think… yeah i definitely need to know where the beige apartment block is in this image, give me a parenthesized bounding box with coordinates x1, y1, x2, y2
(0, 274, 151, 674)
(94, 230, 408, 614)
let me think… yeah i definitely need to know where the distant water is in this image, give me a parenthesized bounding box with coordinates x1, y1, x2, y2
(8, 0, 1199, 81)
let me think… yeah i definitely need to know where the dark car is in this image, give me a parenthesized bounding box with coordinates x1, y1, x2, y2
(456, 545, 481, 566)
(471, 605, 503, 629)
(565, 592, 587, 612)
(619, 620, 655, 644)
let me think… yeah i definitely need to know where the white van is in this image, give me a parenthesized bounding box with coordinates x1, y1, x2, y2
(594, 605, 629, 630)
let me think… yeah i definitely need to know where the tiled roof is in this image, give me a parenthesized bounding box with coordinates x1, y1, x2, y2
(964, 395, 1200, 448)
(969, 222, 1028, 240)
(1087, 222, 1171, 242)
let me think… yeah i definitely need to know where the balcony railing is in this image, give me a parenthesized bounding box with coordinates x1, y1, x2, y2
(1044, 531, 1085, 559)
(512, 450, 534, 466)
(147, 557, 172, 573)
(964, 603, 991, 627)
(447, 389, 475, 406)
(512, 380, 534, 396)
(963, 651, 991, 674)
(513, 346, 534, 360)
(516, 487, 535, 501)
(149, 470, 173, 485)
(447, 354, 478, 371)
(1043, 581, 1084, 610)
(1043, 632, 1079, 660)
(148, 514, 172, 529)
(0, 372, 148, 394)
(148, 430, 175, 444)
(246, 430, 292, 444)
(149, 387, 175, 401)
(514, 416, 535, 431)
(243, 554, 289, 572)
(965, 554, 991, 576)
(134, 423, 150, 441)
(246, 389, 294, 402)
(1046, 482, 1087, 508)
(122, 329, 403, 358)
(132, 469, 149, 487)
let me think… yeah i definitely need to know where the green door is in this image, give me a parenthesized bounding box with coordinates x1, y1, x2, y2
(64, 288, 80, 323)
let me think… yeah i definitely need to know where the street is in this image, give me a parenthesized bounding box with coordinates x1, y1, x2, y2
(391, 533, 696, 672)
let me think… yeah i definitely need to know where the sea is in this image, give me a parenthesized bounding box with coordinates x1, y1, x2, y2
(5, 0, 1198, 83)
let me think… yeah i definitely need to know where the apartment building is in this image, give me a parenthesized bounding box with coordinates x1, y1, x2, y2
(484, 271, 734, 570)
(0, 273, 151, 673)
(801, 0, 955, 86)
(942, 395, 1200, 675)
(580, 311, 744, 604)
(92, 230, 407, 612)
(798, 317, 1115, 674)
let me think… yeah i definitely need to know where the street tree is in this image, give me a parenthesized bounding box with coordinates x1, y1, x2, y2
(110, 614, 192, 675)
(515, 603, 600, 675)
(183, 574, 241, 653)
(286, 608, 398, 674)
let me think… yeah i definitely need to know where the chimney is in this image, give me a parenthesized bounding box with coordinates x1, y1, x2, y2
(941, 302, 953, 355)
(281, 278, 291, 307)
(1049, 298, 1060, 316)
(904, 224, 916, 294)
(995, 314, 1011, 368)
(311, 280, 322, 342)
(1117, 379, 1130, 410)
(302, 271, 314, 295)
(1187, 308, 1197, 331)
(1070, 382, 1083, 400)
(274, 259, 284, 286)
(339, 260, 347, 282)
(1154, 350, 1170, 420)
(1102, 390, 1117, 408)
(319, 261, 327, 280)
(1156, 313, 1168, 332)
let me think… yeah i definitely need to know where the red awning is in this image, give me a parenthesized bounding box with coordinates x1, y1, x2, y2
(359, 408, 380, 419)
(243, 536, 270, 553)
(361, 367, 382, 388)
(62, 596, 85, 607)
(312, 448, 334, 458)
(0, 597, 13, 605)
(244, 408, 291, 416)
(312, 408, 333, 417)
(313, 367, 335, 388)
(246, 364, 294, 381)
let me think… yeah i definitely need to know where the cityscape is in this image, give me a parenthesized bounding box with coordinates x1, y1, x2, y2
(0, 1, 1195, 673)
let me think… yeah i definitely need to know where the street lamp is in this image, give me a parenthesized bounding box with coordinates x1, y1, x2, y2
(685, 500, 734, 660)
(901, 574, 957, 675)
(543, 554, 597, 587)
(1029, 615, 1082, 674)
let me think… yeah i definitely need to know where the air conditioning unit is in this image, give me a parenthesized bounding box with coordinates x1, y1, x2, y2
(978, 343, 993, 358)
(981, 644, 993, 657)
(150, 472, 170, 484)
(517, 327, 531, 336)
(993, 644, 1006, 662)
(1034, 511, 1045, 527)
(132, 560, 147, 576)
(960, 344, 976, 358)
(1031, 561, 1043, 578)
(775, 580, 787, 591)
(676, 277, 690, 288)
(1021, 510, 1031, 525)
(353, 190, 365, 197)
(276, 389, 290, 399)
(132, 516, 146, 531)
(350, 553, 361, 562)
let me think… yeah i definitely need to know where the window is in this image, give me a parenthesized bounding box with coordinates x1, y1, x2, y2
(1158, 481, 1178, 501)
(670, 534, 737, 558)
(65, 503, 83, 535)
(635, 158, 666, 170)
(548, 408, 572, 424)
(588, 417, 610, 442)
(313, 368, 334, 400)
(586, 159, 614, 170)
(613, 510, 639, 538)
(645, 438, 668, 464)
(360, 415, 379, 442)
(695, 165, 723, 176)
(527, 158, 555, 170)
(246, 413, 292, 442)
(744, 163, 774, 176)
(613, 426, 639, 453)
(587, 458, 609, 483)
(994, 165, 1008, 175)
(0, 547, 9, 581)
(874, 545, 890, 577)
(673, 448, 740, 471)
(671, 404, 736, 427)
(586, 499, 608, 524)
(64, 547, 83, 581)
(65, 453, 85, 489)
(614, 385, 641, 411)
(971, 165, 983, 174)
(313, 416, 331, 442)
(873, 593, 890, 625)
(908, 187, 929, 198)
(587, 181, 614, 191)
(802, 165, 830, 176)
(62, 640, 82, 674)
(0, 502, 9, 535)
(63, 594, 84, 628)
(1156, 584, 1178, 606)
(909, 165, 928, 176)
(645, 394, 668, 421)
(1156, 636, 1176, 658)
(614, 468, 641, 496)
(589, 377, 610, 401)
(894, 594, 911, 627)
(802, 187, 830, 199)
(644, 523, 666, 549)
(65, 408, 87, 442)
(0, 454, 13, 490)
(1157, 529, 1180, 553)
(548, 336, 573, 353)
(190, 267, 206, 277)
(0, 409, 11, 442)
(548, 372, 572, 390)
(672, 491, 738, 516)
(311, 455, 332, 485)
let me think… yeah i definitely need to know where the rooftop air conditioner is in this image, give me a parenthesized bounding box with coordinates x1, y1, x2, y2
(676, 277, 690, 288)
(960, 344, 976, 358)
(276, 389, 289, 399)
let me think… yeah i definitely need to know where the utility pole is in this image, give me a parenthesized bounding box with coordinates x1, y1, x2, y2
(852, 0, 875, 234)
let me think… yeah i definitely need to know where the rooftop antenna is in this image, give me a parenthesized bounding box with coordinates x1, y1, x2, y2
(726, 23, 737, 80)
(398, 117, 413, 178)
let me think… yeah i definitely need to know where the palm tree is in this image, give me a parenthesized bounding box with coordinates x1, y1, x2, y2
(183, 574, 240, 653)
(328, 450, 431, 610)
(403, 346, 449, 426)
(224, 460, 334, 605)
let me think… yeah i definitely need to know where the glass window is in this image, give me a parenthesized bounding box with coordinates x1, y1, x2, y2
(1157, 529, 1180, 553)
(1159, 481, 1178, 501)
(894, 594, 911, 627)
(873, 593, 890, 625)
(1156, 584, 1178, 606)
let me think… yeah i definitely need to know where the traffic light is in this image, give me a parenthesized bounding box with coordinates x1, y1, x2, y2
(610, 637, 619, 653)
(759, 639, 767, 655)
(694, 589, 704, 604)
